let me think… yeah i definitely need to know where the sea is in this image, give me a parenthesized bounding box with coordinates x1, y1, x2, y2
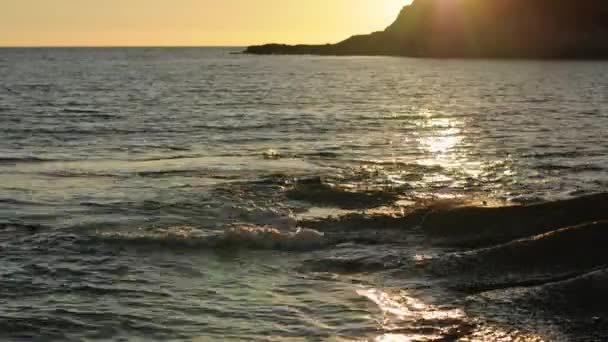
(0, 47, 607, 341)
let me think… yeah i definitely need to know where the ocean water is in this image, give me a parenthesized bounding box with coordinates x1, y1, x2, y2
(0, 47, 607, 341)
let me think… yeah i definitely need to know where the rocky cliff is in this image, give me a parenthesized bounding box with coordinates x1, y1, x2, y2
(245, 0, 608, 59)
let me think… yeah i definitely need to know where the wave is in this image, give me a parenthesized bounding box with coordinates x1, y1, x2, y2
(0, 105, 13, 112)
(300, 211, 409, 233)
(0, 222, 47, 232)
(160, 145, 191, 152)
(40, 170, 128, 179)
(120, 146, 192, 156)
(428, 221, 608, 293)
(293, 193, 608, 289)
(90, 223, 411, 253)
(12, 83, 53, 91)
(93, 225, 328, 252)
(419, 193, 608, 247)
(301, 254, 405, 273)
(0, 156, 60, 164)
(33, 190, 608, 340)
(0, 316, 90, 340)
(56, 284, 171, 298)
(0, 307, 174, 341)
(286, 177, 400, 209)
(40, 169, 203, 179)
(133, 155, 201, 162)
(76, 193, 608, 256)
(2, 127, 194, 136)
(191, 122, 284, 131)
(61, 108, 104, 114)
(0, 198, 48, 206)
(136, 169, 203, 178)
(346, 159, 445, 172)
(213, 205, 298, 230)
(536, 163, 605, 172)
(524, 150, 605, 159)
(299, 151, 341, 159)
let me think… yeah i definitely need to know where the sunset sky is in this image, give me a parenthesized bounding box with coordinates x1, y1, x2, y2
(0, 0, 410, 47)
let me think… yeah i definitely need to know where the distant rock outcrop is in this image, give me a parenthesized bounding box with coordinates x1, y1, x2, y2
(246, 0, 608, 59)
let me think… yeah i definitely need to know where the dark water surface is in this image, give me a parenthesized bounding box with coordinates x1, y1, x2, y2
(1, 48, 607, 341)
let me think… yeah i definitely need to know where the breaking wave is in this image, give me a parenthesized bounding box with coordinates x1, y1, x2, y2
(92, 225, 328, 252)
(285, 177, 400, 209)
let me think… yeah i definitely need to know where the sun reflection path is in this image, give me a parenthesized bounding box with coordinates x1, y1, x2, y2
(417, 115, 464, 161)
(395, 109, 513, 199)
(357, 287, 465, 341)
(356, 287, 549, 342)
(348, 107, 521, 200)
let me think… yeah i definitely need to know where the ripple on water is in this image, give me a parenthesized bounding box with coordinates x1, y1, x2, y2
(1, 49, 607, 341)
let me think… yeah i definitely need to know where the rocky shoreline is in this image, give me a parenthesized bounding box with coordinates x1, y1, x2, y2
(246, 0, 608, 59)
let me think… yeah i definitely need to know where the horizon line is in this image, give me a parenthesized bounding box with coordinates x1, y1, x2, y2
(0, 45, 248, 49)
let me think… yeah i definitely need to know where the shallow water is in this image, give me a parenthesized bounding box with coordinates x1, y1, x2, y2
(1, 47, 607, 341)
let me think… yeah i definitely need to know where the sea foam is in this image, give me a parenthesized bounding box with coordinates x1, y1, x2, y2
(95, 224, 326, 252)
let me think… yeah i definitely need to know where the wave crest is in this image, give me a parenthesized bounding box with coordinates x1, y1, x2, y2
(94, 225, 327, 252)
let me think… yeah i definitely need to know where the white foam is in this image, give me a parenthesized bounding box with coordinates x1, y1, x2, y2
(222, 225, 325, 251)
(95, 224, 326, 251)
(218, 204, 298, 230)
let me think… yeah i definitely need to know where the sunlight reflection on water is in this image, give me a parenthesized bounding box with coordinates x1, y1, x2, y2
(1, 48, 606, 341)
(358, 287, 548, 342)
(358, 287, 465, 341)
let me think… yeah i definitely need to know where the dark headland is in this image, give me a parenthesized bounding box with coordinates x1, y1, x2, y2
(246, 0, 608, 59)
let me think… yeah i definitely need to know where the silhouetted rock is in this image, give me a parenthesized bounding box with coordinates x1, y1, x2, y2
(246, 0, 608, 59)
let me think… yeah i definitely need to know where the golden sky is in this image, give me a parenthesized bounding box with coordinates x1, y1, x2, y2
(0, 0, 410, 47)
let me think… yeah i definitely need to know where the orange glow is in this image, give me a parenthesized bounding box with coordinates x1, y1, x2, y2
(0, 0, 411, 47)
